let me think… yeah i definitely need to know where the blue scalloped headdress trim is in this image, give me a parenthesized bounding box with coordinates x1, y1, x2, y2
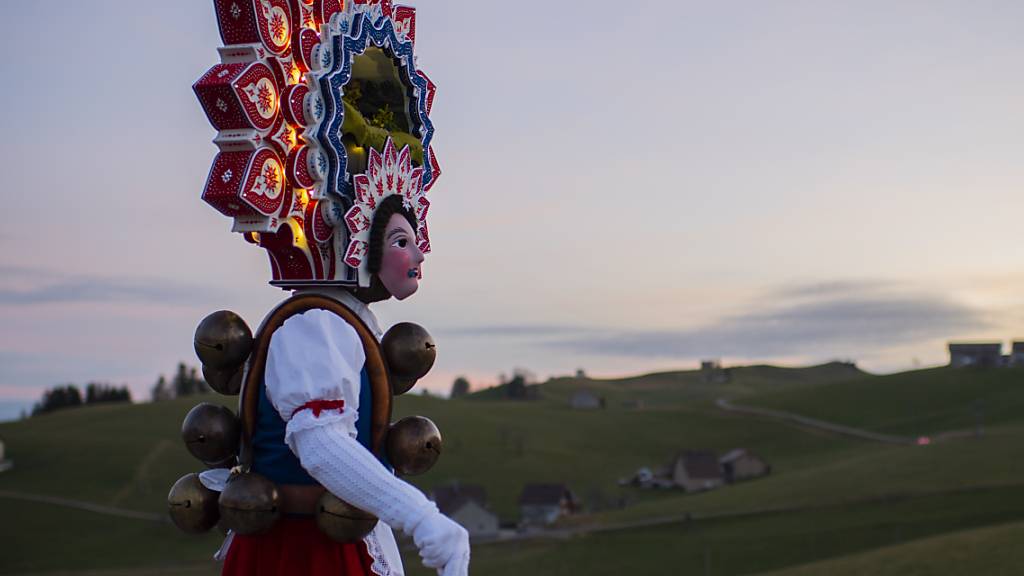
(316, 13, 436, 203)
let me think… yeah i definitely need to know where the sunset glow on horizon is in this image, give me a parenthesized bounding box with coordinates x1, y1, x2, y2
(1, 1, 1023, 419)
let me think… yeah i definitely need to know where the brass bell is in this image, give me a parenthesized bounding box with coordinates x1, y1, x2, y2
(315, 491, 379, 542)
(194, 310, 253, 371)
(386, 416, 442, 476)
(218, 472, 280, 535)
(203, 364, 244, 396)
(167, 473, 220, 534)
(181, 403, 241, 467)
(382, 323, 436, 395)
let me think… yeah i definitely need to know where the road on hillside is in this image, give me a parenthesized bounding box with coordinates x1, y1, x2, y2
(715, 397, 920, 445)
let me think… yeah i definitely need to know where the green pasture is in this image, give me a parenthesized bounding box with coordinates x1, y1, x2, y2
(478, 361, 865, 410)
(585, 423, 1024, 525)
(1, 363, 1023, 574)
(406, 487, 1024, 576)
(757, 520, 1024, 576)
(749, 366, 1024, 436)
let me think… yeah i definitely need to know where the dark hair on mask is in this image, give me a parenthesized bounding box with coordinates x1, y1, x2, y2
(366, 194, 418, 276)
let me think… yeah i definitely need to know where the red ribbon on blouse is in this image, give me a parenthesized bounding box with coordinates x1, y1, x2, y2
(292, 399, 345, 419)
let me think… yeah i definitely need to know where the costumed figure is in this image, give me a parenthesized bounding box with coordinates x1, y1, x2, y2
(169, 1, 469, 574)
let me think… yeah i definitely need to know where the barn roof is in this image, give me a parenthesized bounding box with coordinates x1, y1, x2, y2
(432, 483, 488, 515)
(676, 450, 722, 480)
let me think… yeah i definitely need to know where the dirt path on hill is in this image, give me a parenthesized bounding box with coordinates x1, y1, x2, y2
(0, 489, 165, 521)
(110, 439, 174, 507)
(714, 397, 919, 445)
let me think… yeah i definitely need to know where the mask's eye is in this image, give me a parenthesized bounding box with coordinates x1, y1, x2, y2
(392, 237, 408, 249)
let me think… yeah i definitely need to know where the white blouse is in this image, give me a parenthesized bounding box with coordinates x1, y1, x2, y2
(265, 308, 365, 449)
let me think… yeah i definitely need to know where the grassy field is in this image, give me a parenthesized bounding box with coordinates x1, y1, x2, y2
(748, 366, 1024, 435)
(406, 487, 1024, 576)
(756, 520, 1024, 576)
(1, 363, 1023, 574)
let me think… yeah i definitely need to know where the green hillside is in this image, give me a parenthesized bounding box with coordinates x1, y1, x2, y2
(755, 520, 1024, 576)
(475, 361, 866, 409)
(748, 366, 1024, 436)
(1, 363, 1023, 575)
(408, 487, 1024, 576)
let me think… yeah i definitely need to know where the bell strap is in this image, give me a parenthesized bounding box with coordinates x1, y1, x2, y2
(237, 294, 392, 469)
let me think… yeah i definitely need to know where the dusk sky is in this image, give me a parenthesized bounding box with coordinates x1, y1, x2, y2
(2, 1, 1023, 420)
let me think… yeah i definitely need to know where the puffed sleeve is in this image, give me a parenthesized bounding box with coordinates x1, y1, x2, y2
(264, 308, 365, 451)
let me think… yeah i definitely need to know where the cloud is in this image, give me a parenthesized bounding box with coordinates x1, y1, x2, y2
(771, 279, 897, 300)
(0, 266, 225, 306)
(438, 324, 588, 337)
(541, 284, 991, 360)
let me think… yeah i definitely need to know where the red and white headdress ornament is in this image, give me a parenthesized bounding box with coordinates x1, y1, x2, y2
(342, 137, 430, 287)
(193, 0, 439, 289)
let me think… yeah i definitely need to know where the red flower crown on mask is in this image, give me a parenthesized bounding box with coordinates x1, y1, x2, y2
(341, 137, 430, 287)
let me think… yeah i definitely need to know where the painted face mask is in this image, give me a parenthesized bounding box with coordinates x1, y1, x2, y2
(378, 212, 425, 300)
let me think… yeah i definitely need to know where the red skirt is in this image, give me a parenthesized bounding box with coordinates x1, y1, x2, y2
(223, 516, 376, 576)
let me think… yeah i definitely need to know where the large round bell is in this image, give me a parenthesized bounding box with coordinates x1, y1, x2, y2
(315, 492, 379, 542)
(202, 364, 244, 396)
(218, 472, 280, 535)
(181, 403, 241, 467)
(382, 323, 436, 395)
(386, 416, 442, 476)
(167, 473, 220, 534)
(194, 310, 253, 371)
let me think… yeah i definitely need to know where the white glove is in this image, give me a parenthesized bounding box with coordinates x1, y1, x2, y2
(291, 420, 471, 574)
(291, 420, 438, 532)
(412, 512, 470, 575)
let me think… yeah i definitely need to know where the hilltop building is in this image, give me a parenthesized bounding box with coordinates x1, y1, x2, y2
(430, 483, 499, 540)
(948, 342, 1004, 368)
(518, 484, 578, 526)
(700, 360, 731, 384)
(671, 451, 724, 493)
(1012, 342, 1024, 366)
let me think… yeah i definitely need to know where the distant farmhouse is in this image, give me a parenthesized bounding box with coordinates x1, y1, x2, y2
(518, 484, 578, 526)
(624, 448, 771, 493)
(719, 449, 771, 484)
(700, 360, 731, 384)
(948, 341, 1024, 368)
(431, 483, 499, 540)
(671, 451, 725, 493)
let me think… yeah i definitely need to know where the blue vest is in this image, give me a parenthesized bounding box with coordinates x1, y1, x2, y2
(252, 367, 389, 484)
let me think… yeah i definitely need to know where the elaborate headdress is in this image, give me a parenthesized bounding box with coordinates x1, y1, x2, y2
(194, 0, 438, 288)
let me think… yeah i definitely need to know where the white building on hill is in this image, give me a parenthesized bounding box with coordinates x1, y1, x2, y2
(431, 483, 499, 540)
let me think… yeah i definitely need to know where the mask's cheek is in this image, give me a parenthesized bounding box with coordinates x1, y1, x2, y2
(380, 247, 418, 298)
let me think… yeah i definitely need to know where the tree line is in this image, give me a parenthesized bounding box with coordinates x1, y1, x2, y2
(32, 382, 132, 416)
(30, 362, 212, 417)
